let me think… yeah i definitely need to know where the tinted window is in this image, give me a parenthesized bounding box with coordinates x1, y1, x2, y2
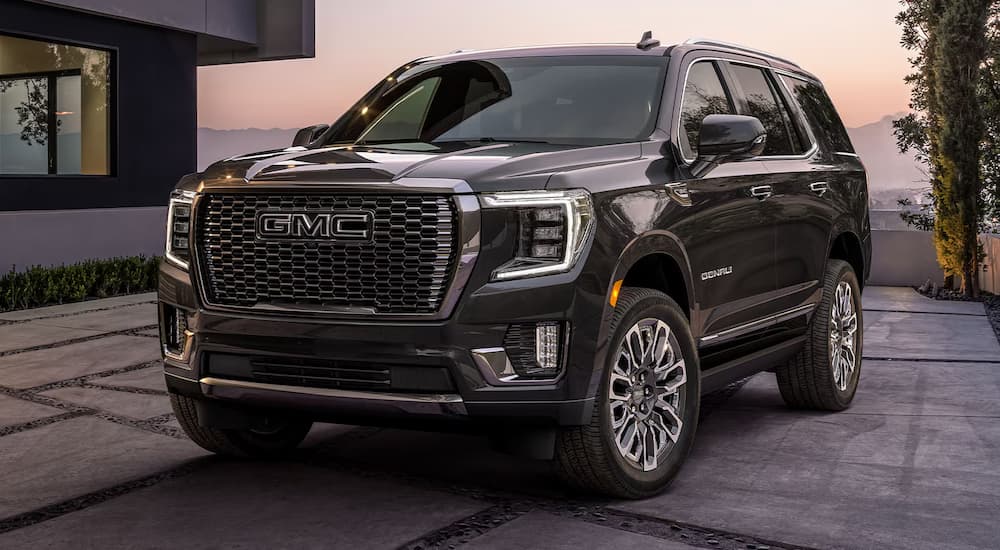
(0, 33, 112, 175)
(679, 61, 734, 159)
(335, 56, 668, 147)
(782, 75, 855, 153)
(729, 64, 802, 156)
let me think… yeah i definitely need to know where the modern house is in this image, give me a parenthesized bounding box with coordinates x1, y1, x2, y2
(0, 0, 315, 270)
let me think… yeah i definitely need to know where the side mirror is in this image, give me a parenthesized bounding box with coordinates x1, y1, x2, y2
(292, 124, 331, 147)
(696, 114, 767, 164)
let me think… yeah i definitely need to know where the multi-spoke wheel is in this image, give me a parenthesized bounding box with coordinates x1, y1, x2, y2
(608, 319, 687, 472)
(777, 259, 863, 410)
(829, 281, 859, 392)
(556, 288, 700, 499)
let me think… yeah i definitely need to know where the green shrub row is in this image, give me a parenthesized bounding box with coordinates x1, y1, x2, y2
(0, 256, 160, 313)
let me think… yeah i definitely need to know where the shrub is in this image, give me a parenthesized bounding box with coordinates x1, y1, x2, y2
(0, 256, 160, 312)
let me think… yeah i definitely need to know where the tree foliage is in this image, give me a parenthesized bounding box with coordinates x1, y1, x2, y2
(894, 0, 993, 296)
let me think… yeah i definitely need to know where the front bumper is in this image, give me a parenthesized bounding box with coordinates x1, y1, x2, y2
(158, 247, 609, 427)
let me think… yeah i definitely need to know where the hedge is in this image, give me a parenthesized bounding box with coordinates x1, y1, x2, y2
(0, 256, 160, 313)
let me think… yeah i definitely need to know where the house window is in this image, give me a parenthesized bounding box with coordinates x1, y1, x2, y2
(0, 34, 112, 175)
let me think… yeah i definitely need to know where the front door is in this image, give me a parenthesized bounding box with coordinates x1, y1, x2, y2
(668, 58, 778, 347)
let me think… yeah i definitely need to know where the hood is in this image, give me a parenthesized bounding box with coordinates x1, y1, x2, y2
(198, 141, 642, 193)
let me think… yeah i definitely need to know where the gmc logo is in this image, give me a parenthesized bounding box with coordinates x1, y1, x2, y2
(255, 211, 374, 241)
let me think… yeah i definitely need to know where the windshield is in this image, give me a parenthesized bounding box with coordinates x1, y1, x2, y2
(324, 56, 668, 147)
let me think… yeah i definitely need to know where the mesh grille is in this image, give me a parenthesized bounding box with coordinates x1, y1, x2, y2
(196, 193, 458, 314)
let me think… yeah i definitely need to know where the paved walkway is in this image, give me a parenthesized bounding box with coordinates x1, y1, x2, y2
(0, 288, 998, 549)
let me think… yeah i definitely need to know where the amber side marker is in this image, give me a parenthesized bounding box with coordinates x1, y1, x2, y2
(610, 279, 624, 307)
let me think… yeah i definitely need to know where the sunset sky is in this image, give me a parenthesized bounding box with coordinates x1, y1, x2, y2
(197, 0, 911, 131)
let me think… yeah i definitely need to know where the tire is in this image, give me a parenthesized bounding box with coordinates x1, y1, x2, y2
(170, 394, 313, 458)
(776, 259, 862, 411)
(555, 288, 700, 499)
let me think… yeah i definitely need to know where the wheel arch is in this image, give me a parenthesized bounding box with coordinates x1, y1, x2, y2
(827, 228, 866, 289)
(586, 232, 697, 402)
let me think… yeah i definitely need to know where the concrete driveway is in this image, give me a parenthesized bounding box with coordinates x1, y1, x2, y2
(0, 287, 998, 550)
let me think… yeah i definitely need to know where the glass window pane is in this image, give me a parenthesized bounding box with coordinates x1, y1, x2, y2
(335, 56, 668, 147)
(57, 75, 82, 174)
(782, 75, 855, 154)
(729, 64, 796, 156)
(680, 61, 734, 159)
(0, 34, 111, 175)
(0, 77, 49, 174)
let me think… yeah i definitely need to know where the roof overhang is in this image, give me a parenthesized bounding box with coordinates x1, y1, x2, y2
(26, 0, 315, 65)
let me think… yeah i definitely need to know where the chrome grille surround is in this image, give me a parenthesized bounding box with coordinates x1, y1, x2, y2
(193, 191, 468, 317)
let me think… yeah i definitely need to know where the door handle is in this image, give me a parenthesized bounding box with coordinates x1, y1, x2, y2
(809, 181, 829, 197)
(750, 185, 773, 200)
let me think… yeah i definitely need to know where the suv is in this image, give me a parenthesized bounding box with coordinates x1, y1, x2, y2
(159, 35, 870, 498)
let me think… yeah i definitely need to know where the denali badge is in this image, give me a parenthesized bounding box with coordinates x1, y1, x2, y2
(256, 211, 374, 241)
(701, 266, 734, 281)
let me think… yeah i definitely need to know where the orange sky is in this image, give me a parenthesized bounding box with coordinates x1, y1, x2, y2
(198, 0, 911, 130)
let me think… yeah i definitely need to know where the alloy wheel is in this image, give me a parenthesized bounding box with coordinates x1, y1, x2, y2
(829, 281, 859, 391)
(608, 318, 687, 472)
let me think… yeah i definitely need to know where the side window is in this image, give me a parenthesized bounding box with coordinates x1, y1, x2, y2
(728, 64, 804, 156)
(782, 75, 855, 153)
(679, 61, 734, 159)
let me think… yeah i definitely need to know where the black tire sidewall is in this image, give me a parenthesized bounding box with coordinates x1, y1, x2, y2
(598, 289, 700, 494)
(826, 262, 863, 406)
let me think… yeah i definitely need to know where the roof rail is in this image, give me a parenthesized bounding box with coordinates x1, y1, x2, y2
(683, 38, 801, 68)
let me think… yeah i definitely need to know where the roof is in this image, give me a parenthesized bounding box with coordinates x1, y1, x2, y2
(420, 39, 815, 80)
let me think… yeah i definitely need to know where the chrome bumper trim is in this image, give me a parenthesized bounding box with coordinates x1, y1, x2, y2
(198, 377, 465, 407)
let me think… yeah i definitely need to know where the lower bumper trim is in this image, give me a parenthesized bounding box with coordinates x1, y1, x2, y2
(197, 376, 468, 416)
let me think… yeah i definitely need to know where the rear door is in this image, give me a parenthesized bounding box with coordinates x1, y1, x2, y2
(730, 66, 843, 314)
(667, 56, 778, 348)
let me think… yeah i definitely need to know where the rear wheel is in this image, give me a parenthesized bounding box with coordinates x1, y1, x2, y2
(555, 288, 700, 499)
(776, 259, 862, 410)
(170, 394, 313, 458)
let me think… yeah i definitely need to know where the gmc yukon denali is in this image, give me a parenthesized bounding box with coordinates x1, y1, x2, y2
(159, 34, 871, 498)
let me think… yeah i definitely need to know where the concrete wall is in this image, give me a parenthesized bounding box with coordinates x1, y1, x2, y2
(1, 208, 165, 270)
(982, 234, 1000, 295)
(869, 230, 946, 287)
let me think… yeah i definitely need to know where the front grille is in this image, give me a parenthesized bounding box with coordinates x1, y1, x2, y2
(251, 357, 391, 390)
(204, 353, 458, 393)
(196, 193, 458, 314)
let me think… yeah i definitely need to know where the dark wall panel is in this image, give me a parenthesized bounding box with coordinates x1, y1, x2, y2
(0, 0, 197, 210)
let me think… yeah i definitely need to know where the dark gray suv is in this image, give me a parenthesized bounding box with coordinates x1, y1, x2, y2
(159, 35, 871, 498)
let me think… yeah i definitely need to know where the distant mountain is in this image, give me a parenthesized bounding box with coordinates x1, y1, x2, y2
(197, 127, 297, 170)
(197, 118, 929, 193)
(845, 114, 927, 191)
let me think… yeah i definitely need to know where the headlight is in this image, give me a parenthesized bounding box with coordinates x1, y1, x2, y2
(480, 190, 594, 281)
(165, 190, 195, 270)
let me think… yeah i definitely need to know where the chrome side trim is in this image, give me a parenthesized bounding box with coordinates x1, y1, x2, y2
(674, 56, 819, 165)
(198, 377, 465, 404)
(471, 347, 563, 386)
(700, 303, 815, 346)
(162, 328, 195, 368)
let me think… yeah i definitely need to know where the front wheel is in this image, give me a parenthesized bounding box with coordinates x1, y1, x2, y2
(170, 394, 313, 458)
(776, 259, 862, 410)
(555, 288, 700, 499)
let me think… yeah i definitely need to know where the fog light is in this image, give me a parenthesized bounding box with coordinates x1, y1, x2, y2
(503, 322, 566, 380)
(163, 305, 193, 363)
(535, 322, 561, 370)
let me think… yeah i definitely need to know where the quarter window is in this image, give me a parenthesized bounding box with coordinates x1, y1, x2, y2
(728, 64, 804, 157)
(782, 75, 854, 154)
(0, 33, 112, 175)
(679, 61, 734, 159)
